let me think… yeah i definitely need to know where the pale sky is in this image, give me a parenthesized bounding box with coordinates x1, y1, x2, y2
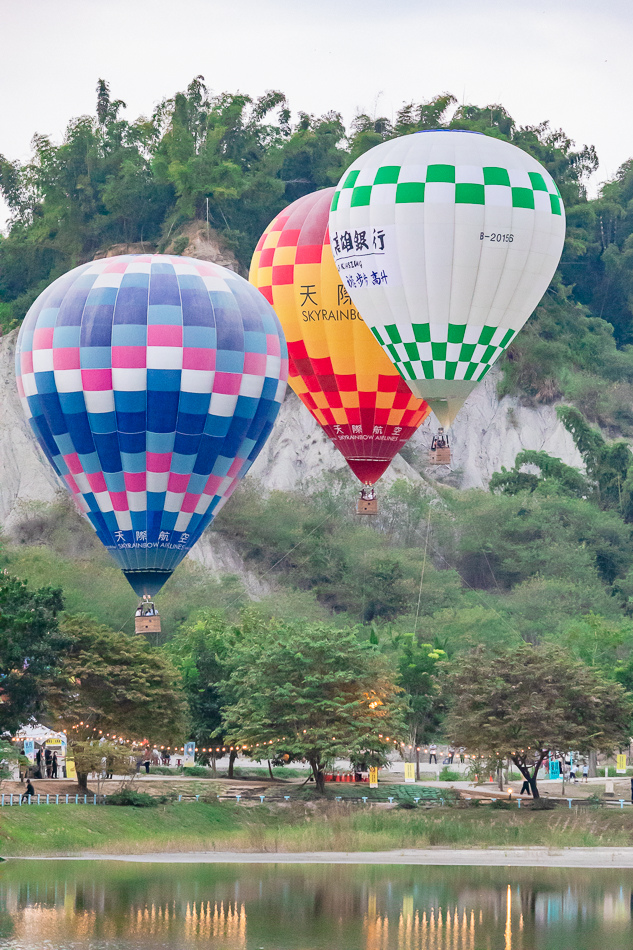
(1, 0, 631, 228)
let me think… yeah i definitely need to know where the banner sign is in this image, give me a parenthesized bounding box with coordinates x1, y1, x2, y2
(66, 758, 77, 780)
(183, 742, 195, 766)
(404, 763, 415, 783)
(549, 760, 560, 780)
(369, 767, 378, 788)
(617, 754, 627, 774)
(23, 739, 35, 763)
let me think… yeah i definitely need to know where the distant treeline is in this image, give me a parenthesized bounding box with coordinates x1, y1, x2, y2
(2, 78, 633, 423)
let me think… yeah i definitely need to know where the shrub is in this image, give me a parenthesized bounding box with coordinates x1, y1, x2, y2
(182, 765, 212, 777)
(106, 789, 158, 808)
(439, 767, 461, 782)
(170, 235, 190, 256)
(530, 798, 557, 811)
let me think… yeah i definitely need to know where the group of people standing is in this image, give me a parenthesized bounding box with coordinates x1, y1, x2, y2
(34, 747, 59, 779)
(426, 744, 465, 764)
(21, 747, 60, 802)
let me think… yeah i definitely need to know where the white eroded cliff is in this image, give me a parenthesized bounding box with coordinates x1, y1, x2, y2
(1, 327, 584, 588)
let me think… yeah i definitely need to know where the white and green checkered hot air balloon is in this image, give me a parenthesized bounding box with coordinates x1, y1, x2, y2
(328, 130, 565, 426)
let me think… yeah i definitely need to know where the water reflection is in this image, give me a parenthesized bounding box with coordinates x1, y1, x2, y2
(0, 862, 631, 949)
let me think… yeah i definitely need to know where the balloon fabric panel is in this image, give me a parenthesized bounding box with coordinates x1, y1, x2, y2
(250, 188, 429, 485)
(15, 255, 288, 596)
(328, 131, 565, 425)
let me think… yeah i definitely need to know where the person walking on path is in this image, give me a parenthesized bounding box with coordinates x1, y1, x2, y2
(520, 778, 532, 796)
(21, 779, 35, 803)
(631, 777, 633, 804)
(51, 752, 58, 779)
(582, 762, 589, 783)
(429, 743, 437, 764)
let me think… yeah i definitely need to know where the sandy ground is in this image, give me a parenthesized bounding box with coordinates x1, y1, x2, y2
(10, 848, 633, 868)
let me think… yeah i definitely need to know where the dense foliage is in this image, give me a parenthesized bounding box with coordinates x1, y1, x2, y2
(0, 572, 66, 733)
(47, 614, 187, 745)
(444, 643, 633, 796)
(220, 612, 405, 790)
(2, 78, 633, 429)
(4, 80, 633, 770)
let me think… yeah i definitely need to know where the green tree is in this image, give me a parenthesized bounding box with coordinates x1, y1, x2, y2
(167, 609, 237, 774)
(46, 614, 186, 788)
(489, 449, 590, 498)
(0, 572, 65, 734)
(397, 636, 446, 779)
(554, 612, 633, 672)
(557, 405, 633, 518)
(445, 643, 633, 797)
(0, 740, 28, 785)
(71, 739, 136, 795)
(221, 614, 405, 791)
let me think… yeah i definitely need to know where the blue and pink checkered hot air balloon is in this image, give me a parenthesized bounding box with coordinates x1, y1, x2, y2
(15, 254, 288, 597)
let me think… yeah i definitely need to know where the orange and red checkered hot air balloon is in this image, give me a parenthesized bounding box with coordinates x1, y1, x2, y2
(250, 188, 430, 487)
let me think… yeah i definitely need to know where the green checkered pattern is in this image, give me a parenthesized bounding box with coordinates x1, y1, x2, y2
(370, 322, 517, 382)
(331, 164, 562, 215)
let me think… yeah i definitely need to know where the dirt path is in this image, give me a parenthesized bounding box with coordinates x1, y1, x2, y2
(9, 848, 633, 868)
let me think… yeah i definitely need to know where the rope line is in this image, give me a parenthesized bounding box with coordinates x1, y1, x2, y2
(413, 507, 431, 638)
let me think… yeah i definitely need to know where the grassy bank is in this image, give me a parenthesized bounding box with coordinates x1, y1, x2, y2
(2, 800, 633, 857)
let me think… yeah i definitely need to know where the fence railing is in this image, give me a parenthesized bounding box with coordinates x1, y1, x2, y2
(1, 793, 106, 806)
(2, 791, 630, 809)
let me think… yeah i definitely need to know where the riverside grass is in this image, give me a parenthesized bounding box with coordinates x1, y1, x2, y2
(1, 801, 633, 857)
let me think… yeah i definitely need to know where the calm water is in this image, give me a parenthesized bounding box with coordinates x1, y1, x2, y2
(0, 860, 631, 949)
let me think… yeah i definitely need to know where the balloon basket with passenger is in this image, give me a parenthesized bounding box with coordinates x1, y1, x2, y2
(429, 427, 451, 466)
(134, 596, 161, 635)
(356, 485, 378, 515)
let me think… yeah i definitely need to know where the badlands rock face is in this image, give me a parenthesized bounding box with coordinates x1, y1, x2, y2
(0, 331, 61, 530)
(0, 327, 583, 585)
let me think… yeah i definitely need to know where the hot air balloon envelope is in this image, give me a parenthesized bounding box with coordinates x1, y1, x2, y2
(250, 188, 429, 485)
(329, 130, 565, 426)
(15, 255, 288, 597)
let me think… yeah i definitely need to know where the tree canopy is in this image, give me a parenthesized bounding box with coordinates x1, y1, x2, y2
(45, 614, 186, 746)
(221, 613, 405, 790)
(444, 643, 633, 796)
(0, 572, 65, 734)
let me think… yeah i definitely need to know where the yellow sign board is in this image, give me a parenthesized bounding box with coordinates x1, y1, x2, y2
(617, 754, 627, 774)
(404, 762, 415, 783)
(66, 758, 77, 780)
(369, 767, 378, 788)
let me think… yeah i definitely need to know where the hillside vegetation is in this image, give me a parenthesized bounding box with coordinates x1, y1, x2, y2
(4, 79, 633, 737)
(6, 405, 633, 679)
(3, 78, 633, 430)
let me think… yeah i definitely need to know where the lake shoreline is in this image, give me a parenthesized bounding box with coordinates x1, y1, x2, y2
(3, 801, 633, 859)
(7, 847, 633, 868)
